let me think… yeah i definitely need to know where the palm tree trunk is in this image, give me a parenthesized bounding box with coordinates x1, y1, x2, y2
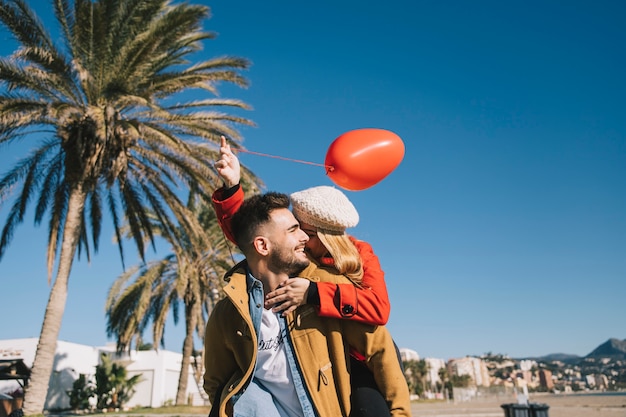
(175, 302, 198, 405)
(23, 186, 86, 416)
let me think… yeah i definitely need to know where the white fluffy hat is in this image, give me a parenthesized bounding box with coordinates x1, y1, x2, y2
(290, 186, 359, 232)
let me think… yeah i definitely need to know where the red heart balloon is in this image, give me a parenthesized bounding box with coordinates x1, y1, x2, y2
(325, 129, 405, 191)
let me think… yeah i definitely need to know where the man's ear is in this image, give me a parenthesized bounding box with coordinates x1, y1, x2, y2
(253, 236, 270, 256)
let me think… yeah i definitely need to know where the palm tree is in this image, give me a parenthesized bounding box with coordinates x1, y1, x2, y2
(0, 1, 256, 414)
(438, 366, 450, 399)
(94, 353, 142, 410)
(403, 359, 429, 396)
(105, 193, 246, 405)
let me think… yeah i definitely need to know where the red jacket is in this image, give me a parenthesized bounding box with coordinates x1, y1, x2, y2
(212, 186, 390, 325)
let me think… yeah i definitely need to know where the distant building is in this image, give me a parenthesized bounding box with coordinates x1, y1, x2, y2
(447, 357, 491, 387)
(424, 357, 446, 391)
(0, 338, 205, 411)
(519, 360, 536, 371)
(595, 374, 609, 389)
(399, 348, 420, 362)
(515, 370, 533, 382)
(586, 373, 609, 389)
(538, 369, 554, 390)
(514, 370, 538, 389)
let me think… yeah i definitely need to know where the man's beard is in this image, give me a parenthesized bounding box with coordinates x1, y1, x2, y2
(268, 245, 310, 276)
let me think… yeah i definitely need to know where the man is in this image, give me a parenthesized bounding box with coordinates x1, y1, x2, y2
(203, 192, 411, 417)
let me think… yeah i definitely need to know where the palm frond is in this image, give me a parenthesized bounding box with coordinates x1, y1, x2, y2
(0, 142, 55, 258)
(34, 153, 63, 224)
(46, 182, 69, 281)
(119, 180, 154, 260)
(106, 260, 173, 351)
(165, 98, 253, 111)
(106, 187, 126, 269)
(88, 185, 102, 252)
(0, 0, 74, 96)
(76, 208, 91, 262)
(0, 0, 57, 56)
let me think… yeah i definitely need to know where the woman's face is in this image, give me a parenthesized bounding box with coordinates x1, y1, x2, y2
(298, 220, 328, 260)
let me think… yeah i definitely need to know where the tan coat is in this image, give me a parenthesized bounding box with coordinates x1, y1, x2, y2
(203, 260, 411, 417)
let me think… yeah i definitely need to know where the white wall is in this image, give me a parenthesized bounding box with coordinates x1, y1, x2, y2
(122, 349, 196, 408)
(0, 339, 205, 410)
(0, 338, 101, 410)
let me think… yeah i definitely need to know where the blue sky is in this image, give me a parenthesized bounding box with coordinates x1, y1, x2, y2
(1, 0, 625, 360)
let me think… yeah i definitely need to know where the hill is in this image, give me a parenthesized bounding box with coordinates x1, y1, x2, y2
(518, 338, 626, 363)
(520, 353, 581, 364)
(586, 338, 626, 360)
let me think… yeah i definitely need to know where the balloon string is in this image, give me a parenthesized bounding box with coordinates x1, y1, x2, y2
(237, 148, 335, 171)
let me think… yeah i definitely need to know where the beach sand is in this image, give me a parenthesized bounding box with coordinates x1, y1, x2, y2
(42, 392, 626, 417)
(410, 393, 626, 417)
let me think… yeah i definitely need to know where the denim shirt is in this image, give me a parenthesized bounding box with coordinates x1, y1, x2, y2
(237, 269, 317, 417)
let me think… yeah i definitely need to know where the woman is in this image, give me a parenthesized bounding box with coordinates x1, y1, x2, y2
(212, 137, 399, 417)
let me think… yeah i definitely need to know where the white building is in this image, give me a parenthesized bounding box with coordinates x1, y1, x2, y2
(519, 359, 536, 372)
(399, 348, 420, 362)
(0, 338, 206, 411)
(447, 356, 491, 387)
(424, 357, 446, 388)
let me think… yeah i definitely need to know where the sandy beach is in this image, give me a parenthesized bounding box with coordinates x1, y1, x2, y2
(410, 393, 626, 417)
(40, 392, 626, 417)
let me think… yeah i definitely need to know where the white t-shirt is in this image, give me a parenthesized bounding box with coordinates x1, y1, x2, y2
(255, 308, 304, 417)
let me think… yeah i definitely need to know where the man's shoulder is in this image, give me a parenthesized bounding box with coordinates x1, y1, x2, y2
(211, 287, 245, 322)
(299, 261, 353, 285)
(212, 297, 232, 315)
(224, 259, 248, 282)
(216, 264, 251, 314)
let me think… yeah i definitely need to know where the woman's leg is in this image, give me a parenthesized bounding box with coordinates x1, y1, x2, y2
(349, 356, 391, 417)
(349, 341, 404, 417)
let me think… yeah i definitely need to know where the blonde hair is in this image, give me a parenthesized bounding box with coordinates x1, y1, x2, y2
(317, 229, 364, 286)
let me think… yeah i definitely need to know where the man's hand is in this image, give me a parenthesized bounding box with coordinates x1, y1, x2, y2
(266, 278, 311, 316)
(214, 136, 241, 188)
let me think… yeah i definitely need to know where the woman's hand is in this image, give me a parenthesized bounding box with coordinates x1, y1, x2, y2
(266, 278, 311, 316)
(214, 136, 241, 188)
